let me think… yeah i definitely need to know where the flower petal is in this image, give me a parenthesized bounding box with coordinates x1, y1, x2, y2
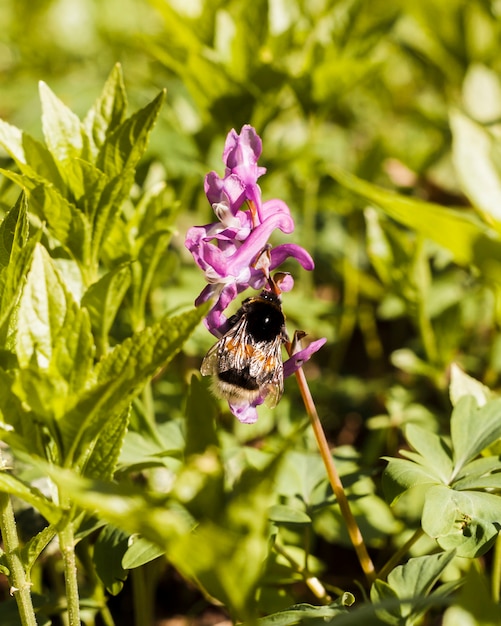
(283, 338, 327, 378)
(229, 397, 264, 424)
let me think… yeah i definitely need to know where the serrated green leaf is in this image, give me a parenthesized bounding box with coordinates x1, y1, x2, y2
(90, 169, 135, 266)
(0, 194, 28, 270)
(39, 81, 87, 164)
(0, 169, 90, 266)
(81, 264, 132, 355)
(83, 63, 128, 156)
(451, 396, 501, 475)
(0, 119, 65, 190)
(422, 485, 501, 557)
(451, 109, 501, 223)
(21, 525, 58, 573)
(93, 525, 129, 595)
(131, 228, 174, 327)
(16, 244, 67, 368)
(328, 166, 493, 266)
(0, 196, 39, 345)
(0, 474, 60, 524)
(59, 304, 209, 465)
(122, 536, 165, 570)
(96, 90, 165, 178)
(82, 407, 130, 480)
(404, 424, 453, 483)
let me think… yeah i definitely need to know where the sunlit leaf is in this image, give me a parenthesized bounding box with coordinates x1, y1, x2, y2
(39, 81, 87, 164)
(422, 485, 501, 557)
(96, 90, 165, 177)
(451, 109, 501, 223)
(450, 396, 501, 474)
(328, 166, 494, 266)
(83, 63, 128, 156)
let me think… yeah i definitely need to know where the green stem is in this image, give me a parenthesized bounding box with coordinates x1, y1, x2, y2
(0, 492, 38, 626)
(131, 566, 153, 626)
(377, 527, 425, 581)
(58, 521, 81, 626)
(291, 357, 376, 585)
(492, 533, 501, 602)
(274, 540, 331, 603)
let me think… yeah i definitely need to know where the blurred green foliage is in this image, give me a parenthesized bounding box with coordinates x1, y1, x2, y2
(2, 0, 501, 625)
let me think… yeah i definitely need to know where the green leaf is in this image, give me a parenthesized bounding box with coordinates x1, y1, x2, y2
(81, 264, 132, 355)
(328, 166, 493, 266)
(82, 407, 130, 480)
(89, 169, 135, 267)
(371, 551, 456, 624)
(59, 304, 209, 465)
(403, 424, 453, 483)
(387, 551, 456, 602)
(0, 194, 29, 271)
(39, 81, 87, 164)
(0, 474, 60, 524)
(96, 90, 165, 177)
(422, 485, 501, 557)
(46, 467, 189, 543)
(184, 374, 219, 457)
(382, 458, 441, 505)
(0, 195, 39, 343)
(93, 525, 129, 595)
(83, 63, 128, 156)
(450, 396, 501, 474)
(442, 565, 501, 626)
(451, 109, 501, 223)
(21, 525, 58, 573)
(122, 536, 165, 570)
(0, 119, 65, 189)
(268, 505, 312, 525)
(0, 169, 90, 266)
(16, 244, 68, 369)
(254, 600, 353, 626)
(449, 363, 491, 408)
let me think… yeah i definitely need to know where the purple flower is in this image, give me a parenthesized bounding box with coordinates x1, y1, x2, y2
(185, 125, 325, 422)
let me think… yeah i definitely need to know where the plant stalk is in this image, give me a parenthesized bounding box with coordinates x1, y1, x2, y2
(377, 527, 425, 581)
(292, 363, 376, 585)
(58, 521, 81, 626)
(492, 532, 501, 602)
(0, 492, 38, 626)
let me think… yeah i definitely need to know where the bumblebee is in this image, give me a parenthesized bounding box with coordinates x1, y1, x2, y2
(201, 290, 288, 407)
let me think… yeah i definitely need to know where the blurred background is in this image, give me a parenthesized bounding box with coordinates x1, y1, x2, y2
(2, 0, 501, 622)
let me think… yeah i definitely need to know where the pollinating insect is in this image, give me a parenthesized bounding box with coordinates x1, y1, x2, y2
(201, 285, 289, 409)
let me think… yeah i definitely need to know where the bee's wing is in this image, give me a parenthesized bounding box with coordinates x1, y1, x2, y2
(200, 316, 249, 376)
(252, 337, 284, 408)
(200, 340, 221, 376)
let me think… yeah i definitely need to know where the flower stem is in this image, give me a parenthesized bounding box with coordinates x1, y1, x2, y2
(58, 521, 81, 626)
(273, 539, 332, 603)
(376, 527, 424, 581)
(0, 492, 37, 626)
(492, 533, 501, 602)
(292, 364, 376, 585)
